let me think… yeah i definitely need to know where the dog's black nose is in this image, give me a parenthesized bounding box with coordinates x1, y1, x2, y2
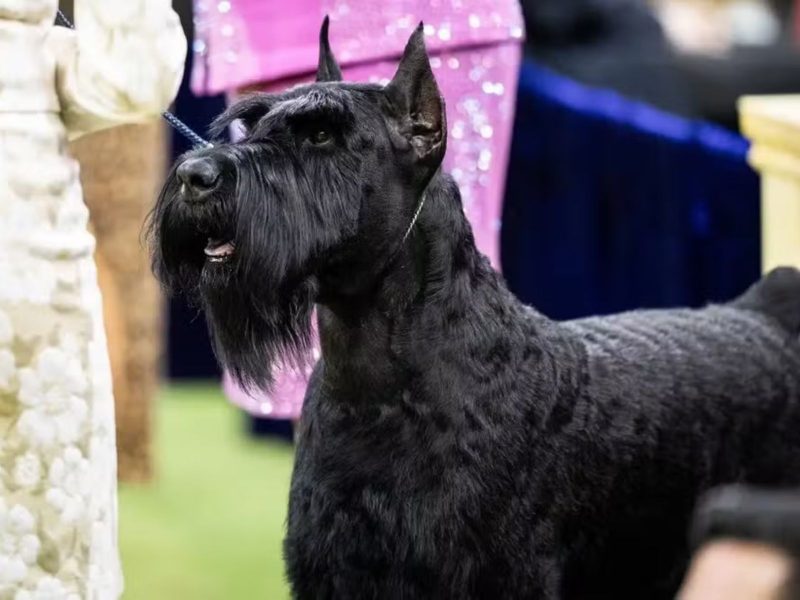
(177, 156, 221, 201)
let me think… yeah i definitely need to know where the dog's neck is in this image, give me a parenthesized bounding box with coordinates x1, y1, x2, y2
(316, 172, 507, 401)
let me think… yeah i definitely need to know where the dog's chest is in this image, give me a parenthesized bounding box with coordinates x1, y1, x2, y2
(287, 462, 463, 597)
(285, 404, 531, 598)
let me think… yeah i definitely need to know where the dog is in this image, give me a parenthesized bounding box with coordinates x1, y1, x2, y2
(149, 18, 800, 599)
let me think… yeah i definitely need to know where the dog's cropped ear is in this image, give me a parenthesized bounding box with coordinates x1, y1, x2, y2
(316, 16, 342, 83)
(385, 23, 447, 170)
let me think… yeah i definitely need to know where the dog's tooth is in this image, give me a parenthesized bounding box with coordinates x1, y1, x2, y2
(204, 240, 235, 257)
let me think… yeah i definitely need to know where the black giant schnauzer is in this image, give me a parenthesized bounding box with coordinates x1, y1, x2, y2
(149, 18, 800, 599)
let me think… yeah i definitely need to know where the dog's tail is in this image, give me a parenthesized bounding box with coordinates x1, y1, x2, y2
(732, 266, 800, 334)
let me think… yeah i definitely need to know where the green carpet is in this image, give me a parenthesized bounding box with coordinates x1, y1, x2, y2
(119, 385, 294, 599)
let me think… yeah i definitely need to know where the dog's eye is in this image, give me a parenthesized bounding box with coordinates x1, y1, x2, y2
(309, 128, 332, 145)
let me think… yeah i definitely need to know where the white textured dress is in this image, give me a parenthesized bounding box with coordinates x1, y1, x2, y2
(0, 1, 185, 598)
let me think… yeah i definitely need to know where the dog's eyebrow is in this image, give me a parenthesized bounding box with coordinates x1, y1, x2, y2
(271, 91, 349, 120)
(236, 91, 352, 140)
(209, 94, 274, 138)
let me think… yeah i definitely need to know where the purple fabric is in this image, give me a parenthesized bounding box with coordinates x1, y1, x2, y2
(191, 0, 524, 419)
(192, 0, 524, 95)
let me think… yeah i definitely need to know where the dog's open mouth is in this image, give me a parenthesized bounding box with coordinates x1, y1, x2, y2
(204, 239, 235, 263)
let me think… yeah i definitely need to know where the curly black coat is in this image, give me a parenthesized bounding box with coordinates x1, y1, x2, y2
(284, 26, 800, 600)
(150, 20, 800, 600)
(285, 177, 800, 598)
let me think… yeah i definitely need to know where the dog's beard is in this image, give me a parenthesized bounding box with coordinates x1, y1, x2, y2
(201, 265, 316, 391)
(149, 149, 319, 392)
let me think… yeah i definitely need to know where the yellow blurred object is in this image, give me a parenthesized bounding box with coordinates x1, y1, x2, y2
(94, 249, 128, 439)
(71, 120, 167, 483)
(740, 96, 800, 272)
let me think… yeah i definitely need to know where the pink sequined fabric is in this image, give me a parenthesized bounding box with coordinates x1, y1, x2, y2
(192, 0, 524, 95)
(192, 1, 524, 419)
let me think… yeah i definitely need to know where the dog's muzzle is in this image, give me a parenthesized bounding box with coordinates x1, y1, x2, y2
(177, 156, 221, 203)
(175, 155, 236, 263)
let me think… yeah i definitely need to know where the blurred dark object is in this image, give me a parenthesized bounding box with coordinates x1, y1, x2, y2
(691, 485, 800, 556)
(520, 0, 692, 115)
(769, 0, 798, 35)
(57, 0, 72, 21)
(522, 0, 666, 49)
(520, 0, 800, 130)
(248, 417, 293, 443)
(501, 62, 760, 319)
(796, 0, 800, 41)
(677, 47, 800, 131)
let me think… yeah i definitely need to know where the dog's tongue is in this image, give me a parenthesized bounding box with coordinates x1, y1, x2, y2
(204, 239, 235, 257)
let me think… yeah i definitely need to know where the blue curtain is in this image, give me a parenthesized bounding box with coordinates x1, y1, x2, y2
(501, 61, 761, 320)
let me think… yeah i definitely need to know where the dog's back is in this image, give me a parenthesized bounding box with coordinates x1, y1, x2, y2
(557, 267, 800, 597)
(732, 266, 800, 334)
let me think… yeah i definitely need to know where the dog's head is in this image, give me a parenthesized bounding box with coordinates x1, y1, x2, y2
(148, 18, 446, 389)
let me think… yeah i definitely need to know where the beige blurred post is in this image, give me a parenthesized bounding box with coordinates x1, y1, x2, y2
(70, 122, 166, 483)
(740, 96, 800, 272)
(0, 0, 183, 594)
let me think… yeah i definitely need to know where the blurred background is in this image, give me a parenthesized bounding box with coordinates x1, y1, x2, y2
(58, 0, 800, 597)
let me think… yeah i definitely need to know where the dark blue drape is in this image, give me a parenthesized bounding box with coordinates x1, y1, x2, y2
(501, 61, 761, 320)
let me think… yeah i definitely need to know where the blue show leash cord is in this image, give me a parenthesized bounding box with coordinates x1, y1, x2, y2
(56, 9, 212, 149)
